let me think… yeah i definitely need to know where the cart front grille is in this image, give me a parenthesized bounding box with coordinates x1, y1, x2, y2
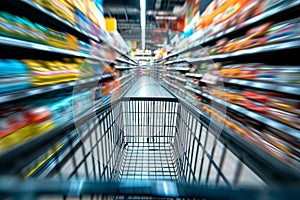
(14, 98, 263, 187)
(0, 97, 281, 200)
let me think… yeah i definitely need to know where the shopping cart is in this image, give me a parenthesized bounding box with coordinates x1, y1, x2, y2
(0, 95, 299, 199)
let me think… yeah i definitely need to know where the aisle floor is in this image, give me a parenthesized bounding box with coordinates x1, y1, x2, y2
(124, 76, 174, 98)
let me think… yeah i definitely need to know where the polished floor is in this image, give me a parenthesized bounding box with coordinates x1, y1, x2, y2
(124, 76, 174, 98)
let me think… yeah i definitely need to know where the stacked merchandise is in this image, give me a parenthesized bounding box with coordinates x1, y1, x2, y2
(0, 58, 97, 94)
(33, 0, 106, 38)
(24, 58, 91, 87)
(208, 18, 300, 55)
(0, 90, 92, 152)
(0, 0, 136, 154)
(0, 60, 31, 93)
(0, 12, 83, 50)
(187, 0, 297, 47)
(161, 0, 300, 166)
(176, 0, 299, 50)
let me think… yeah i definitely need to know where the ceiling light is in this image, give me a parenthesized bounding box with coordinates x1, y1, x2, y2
(140, 0, 146, 29)
(155, 16, 177, 20)
(140, 0, 146, 50)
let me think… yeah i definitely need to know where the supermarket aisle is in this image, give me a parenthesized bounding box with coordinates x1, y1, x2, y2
(124, 76, 174, 98)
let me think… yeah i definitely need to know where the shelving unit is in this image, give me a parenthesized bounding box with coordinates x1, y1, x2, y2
(0, 0, 138, 157)
(1, 0, 300, 198)
(165, 40, 300, 65)
(164, 0, 300, 59)
(116, 57, 136, 66)
(184, 86, 202, 95)
(0, 36, 118, 64)
(114, 66, 136, 70)
(185, 73, 202, 78)
(200, 93, 299, 139)
(166, 74, 186, 82)
(2, 0, 136, 63)
(0, 74, 116, 104)
(220, 78, 300, 95)
(188, 40, 300, 64)
(20, 0, 99, 42)
(158, 0, 300, 171)
(166, 67, 191, 71)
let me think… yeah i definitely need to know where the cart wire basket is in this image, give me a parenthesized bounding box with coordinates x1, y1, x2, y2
(0, 96, 299, 200)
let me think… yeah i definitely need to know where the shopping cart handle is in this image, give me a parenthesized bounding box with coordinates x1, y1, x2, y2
(0, 176, 300, 200)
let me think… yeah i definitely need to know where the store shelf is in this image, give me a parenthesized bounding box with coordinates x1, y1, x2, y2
(201, 93, 300, 139)
(187, 40, 300, 64)
(163, 80, 185, 94)
(119, 73, 135, 81)
(161, 84, 300, 181)
(116, 57, 136, 66)
(168, 1, 300, 57)
(186, 73, 203, 78)
(166, 74, 186, 82)
(114, 66, 136, 70)
(3, 0, 136, 63)
(163, 80, 299, 139)
(184, 86, 202, 96)
(166, 67, 191, 71)
(0, 74, 116, 105)
(6, 0, 99, 42)
(201, 0, 300, 45)
(96, 58, 117, 64)
(0, 36, 117, 64)
(109, 45, 137, 64)
(110, 78, 133, 94)
(220, 78, 300, 95)
(165, 59, 188, 65)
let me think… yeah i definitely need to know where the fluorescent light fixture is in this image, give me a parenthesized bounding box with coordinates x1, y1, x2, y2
(140, 0, 146, 50)
(141, 29, 145, 50)
(140, 0, 146, 29)
(155, 16, 177, 20)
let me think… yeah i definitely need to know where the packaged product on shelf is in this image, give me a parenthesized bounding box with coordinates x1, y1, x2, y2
(231, 0, 264, 29)
(0, 88, 95, 152)
(27, 106, 55, 136)
(267, 107, 299, 129)
(264, 0, 291, 11)
(263, 126, 300, 160)
(220, 63, 300, 84)
(71, 0, 92, 33)
(0, 59, 31, 93)
(245, 119, 291, 162)
(0, 11, 79, 50)
(33, 0, 76, 25)
(0, 105, 55, 151)
(266, 93, 299, 129)
(266, 17, 300, 43)
(0, 12, 46, 44)
(267, 93, 299, 114)
(86, 0, 103, 37)
(226, 88, 245, 106)
(246, 22, 273, 38)
(0, 107, 33, 151)
(78, 40, 92, 54)
(23, 59, 80, 86)
(72, 90, 93, 116)
(275, 67, 300, 84)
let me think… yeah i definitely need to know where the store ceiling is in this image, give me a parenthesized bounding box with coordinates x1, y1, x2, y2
(103, 0, 186, 50)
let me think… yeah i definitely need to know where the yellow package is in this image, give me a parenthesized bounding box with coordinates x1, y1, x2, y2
(40, 0, 76, 25)
(33, 120, 55, 136)
(0, 125, 33, 151)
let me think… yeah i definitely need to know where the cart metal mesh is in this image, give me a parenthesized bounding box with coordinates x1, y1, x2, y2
(0, 97, 299, 199)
